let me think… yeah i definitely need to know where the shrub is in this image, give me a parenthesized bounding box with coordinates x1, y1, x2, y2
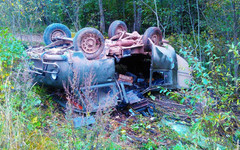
(168, 33, 239, 148)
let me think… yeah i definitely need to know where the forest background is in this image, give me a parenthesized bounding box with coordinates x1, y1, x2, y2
(0, 0, 239, 149)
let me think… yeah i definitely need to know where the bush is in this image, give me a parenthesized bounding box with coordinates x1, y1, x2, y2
(0, 29, 122, 149)
(168, 33, 239, 148)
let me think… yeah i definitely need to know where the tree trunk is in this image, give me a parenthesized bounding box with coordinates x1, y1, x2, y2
(133, 1, 142, 32)
(154, 0, 159, 28)
(133, 0, 136, 31)
(231, 0, 239, 92)
(75, 3, 80, 31)
(196, 0, 201, 62)
(98, 0, 105, 32)
(170, 0, 173, 33)
(136, 3, 142, 32)
(122, 0, 125, 19)
(187, 0, 198, 58)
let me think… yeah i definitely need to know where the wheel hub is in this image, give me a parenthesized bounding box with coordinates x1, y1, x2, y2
(115, 26, 125, 35)
(81, 33, 101, 54)
(151, 34, 159, 45)
(51, 30, 66, 41)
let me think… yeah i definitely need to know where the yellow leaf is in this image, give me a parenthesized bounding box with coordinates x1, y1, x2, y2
(11, 3, 14, 6)
(120, 129, 126, 135)
(32, 117, 38, 124)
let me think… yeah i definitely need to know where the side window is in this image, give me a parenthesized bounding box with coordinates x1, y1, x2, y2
(152, 71, 173, 86)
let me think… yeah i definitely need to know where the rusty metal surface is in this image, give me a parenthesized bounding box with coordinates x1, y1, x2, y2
(118, 74, 133, 84)
(105, 31, 146, 58)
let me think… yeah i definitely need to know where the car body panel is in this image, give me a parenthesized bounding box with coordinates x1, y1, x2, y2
(30, 51, 115, 89)
(27, 26, 192, 113)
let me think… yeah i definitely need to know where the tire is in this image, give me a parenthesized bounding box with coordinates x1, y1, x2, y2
(43, 23, 71, 45)
(108, 20, 127, 38)
(73, 27, 105, 60)
(142, 27, 162, 51)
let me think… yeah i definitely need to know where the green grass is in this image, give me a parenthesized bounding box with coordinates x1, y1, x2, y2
(0, 27, 239, 149)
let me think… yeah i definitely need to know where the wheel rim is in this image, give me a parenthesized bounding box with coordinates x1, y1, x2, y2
(115, 25, 125, 35)
(51, 29, 66, 41)
(151, 34, 160, 45)
(80, 33, 101, 54)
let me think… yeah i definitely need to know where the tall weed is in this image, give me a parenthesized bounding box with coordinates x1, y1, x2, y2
(0, 28, 122, 149)
(169, 33, 239, 147)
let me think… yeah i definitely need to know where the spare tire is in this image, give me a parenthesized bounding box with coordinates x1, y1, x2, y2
(73, 27, 105, 60)
(43, 23, 71, 45)
(108, 20, 127, 38)
(142, 27, 162, 52)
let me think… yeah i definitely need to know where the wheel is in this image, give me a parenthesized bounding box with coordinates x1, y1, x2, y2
(73, 27, 105, 60)
(108, 20, 127, 38)
(142, 27, 162, 51)
(43, 23, 71, 45)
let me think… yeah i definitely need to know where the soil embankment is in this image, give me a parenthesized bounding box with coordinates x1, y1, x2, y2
(16, 34, 43, 44)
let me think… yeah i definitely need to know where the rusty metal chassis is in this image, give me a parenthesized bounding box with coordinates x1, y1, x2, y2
(46, 31, 148, 58)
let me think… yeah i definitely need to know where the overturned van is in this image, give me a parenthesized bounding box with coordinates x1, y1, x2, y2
(27, 20, 191, 113)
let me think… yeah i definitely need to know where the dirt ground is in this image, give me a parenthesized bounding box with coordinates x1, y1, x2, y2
(16, 34, 43, 44)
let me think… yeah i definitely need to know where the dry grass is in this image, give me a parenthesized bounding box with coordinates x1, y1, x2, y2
(0, 60, 123, 149)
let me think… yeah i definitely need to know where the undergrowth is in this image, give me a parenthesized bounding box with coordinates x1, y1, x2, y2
(0, 28, 122, 149)
(166, 33, 240, 149)
(1, 27, 239, 149)
(0, 27, 189, 149)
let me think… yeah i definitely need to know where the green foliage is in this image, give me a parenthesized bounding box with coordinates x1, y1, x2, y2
(0, 0, 239, 149)
(0, 28, 122, 149)
(167, 32, 239, 148)
(0, 28, 25, 97)
(0, 28, 25, 65)
(142, 139, 158, 150)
